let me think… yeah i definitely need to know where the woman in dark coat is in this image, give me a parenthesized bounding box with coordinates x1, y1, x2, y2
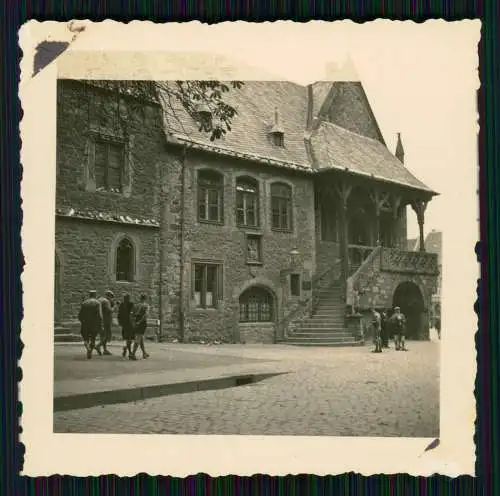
(118, 294, 135, 358)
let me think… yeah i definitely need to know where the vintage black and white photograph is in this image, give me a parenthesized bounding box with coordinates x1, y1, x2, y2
(52, 73, 443, 437)
(20, 20, 478, 476)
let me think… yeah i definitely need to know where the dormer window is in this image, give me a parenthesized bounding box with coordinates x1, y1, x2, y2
(269, 107, 285, 147)
(195, 102, 213, 132)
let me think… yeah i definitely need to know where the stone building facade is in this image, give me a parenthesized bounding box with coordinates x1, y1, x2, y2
(54, 74, 439, 344)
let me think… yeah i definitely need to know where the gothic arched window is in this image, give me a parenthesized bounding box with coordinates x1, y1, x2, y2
(116, 237, 135, 281)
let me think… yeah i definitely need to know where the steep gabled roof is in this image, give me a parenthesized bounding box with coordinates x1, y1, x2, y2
(311, 121, 434, 192)
(161, 80, 436, 195)
(162, 80, 310, 168)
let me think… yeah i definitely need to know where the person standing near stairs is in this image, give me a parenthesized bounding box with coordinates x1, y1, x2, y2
(370, 307, 383, 353)
(389, 306, 408, 351)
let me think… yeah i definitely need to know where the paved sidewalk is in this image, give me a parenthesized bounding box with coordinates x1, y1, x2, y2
(53, 343, 288, 410)
(54, 340, 440, 437)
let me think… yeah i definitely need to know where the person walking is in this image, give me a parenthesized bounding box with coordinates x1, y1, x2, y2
(130, 294, 150, 360)
(381, 310, 389, 348)
(118, 293, 135, 358)
(389, 306, 407, 351)
(78, 290, 103, 359)
(370, 307, 383, 353)
(97, 290, 115, 356)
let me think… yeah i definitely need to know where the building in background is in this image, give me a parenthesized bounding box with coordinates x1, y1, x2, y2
(54, 70, 440, 346)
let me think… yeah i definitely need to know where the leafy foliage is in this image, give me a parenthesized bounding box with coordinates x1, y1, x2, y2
(83, 80, 244, 141)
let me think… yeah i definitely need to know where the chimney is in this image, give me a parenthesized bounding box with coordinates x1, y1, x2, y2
(395, 132, 404, 163)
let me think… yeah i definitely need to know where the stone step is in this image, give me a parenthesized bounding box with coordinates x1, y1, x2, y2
(312, 311, 345, 318)
(291, 332, 354, 340)
(54, 326, 72, 335)
(286, 340, 364, 348)
(301, 320, 346, 327)
(300, 324, 346, 331)
(54, 333, 82, 343)
(296, 328, 349, 335)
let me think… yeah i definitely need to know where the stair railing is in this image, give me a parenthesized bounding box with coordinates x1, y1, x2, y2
(346, 246, 381, 313)
(278, 259, 341, 341)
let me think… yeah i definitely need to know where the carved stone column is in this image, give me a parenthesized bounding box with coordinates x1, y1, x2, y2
(411, 199, 428, 252)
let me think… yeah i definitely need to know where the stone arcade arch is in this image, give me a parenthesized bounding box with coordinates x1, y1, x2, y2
(391, 281, 426, 340)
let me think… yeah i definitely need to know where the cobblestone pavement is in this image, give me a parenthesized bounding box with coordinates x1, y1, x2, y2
(54, 341, 440, 437)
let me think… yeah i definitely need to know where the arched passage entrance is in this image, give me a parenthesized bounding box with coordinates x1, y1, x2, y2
(392, 281, 426, 340)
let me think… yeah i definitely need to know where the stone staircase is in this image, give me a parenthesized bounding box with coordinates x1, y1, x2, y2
(54, 325, 82, 343)
(286, 284, 364, 347)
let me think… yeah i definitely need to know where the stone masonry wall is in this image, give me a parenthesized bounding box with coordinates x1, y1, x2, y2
(160, 148, 317, 343)
(56, 80, 164, 221)
(55, 80, 166, 332)
(55, 219, 159, 326)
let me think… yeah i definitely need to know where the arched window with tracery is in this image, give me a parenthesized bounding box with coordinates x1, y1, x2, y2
(236, 176, 259, 227)
(239, 286, 274, 323)
(116, 237, 135, 281)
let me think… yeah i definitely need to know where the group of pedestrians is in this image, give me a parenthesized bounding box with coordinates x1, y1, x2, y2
(78, 290, 150, 360)
(370, 306, 407, 353)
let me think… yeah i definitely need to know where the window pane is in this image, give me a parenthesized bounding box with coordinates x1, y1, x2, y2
(94, 142, 107, 189)
(107, 143, 123, 190)
(198, 188, 207, 220)
(116, 239, 133, 281)
(236, 208, 245, 226)
(194, 265, 203, 292)
(246, 200, 256, 226)
(271, 199, 280, 229)
(208, 189, 220, 222)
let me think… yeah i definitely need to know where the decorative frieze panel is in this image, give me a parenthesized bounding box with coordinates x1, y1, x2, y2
(380, 247, 438, 275)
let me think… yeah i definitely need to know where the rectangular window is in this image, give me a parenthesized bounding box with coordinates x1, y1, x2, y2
(246, 235, 262, 264)
(193, 263, 223, 308)
(236, 179, 259, 227)
(198, 171, 224, 224)
(94, 140, 124, 192)
(271, 197, 292, 231)
(290, 274, 301, 297)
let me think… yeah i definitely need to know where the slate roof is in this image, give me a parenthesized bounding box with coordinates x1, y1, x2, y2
(161, 80, 436, 195)
(311, 121, 433, 191)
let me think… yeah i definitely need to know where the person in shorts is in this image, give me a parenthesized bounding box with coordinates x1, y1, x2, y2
(130, 294, 150, 360)
(389, 306, 407, 351)
(78, 290, 102, 359)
